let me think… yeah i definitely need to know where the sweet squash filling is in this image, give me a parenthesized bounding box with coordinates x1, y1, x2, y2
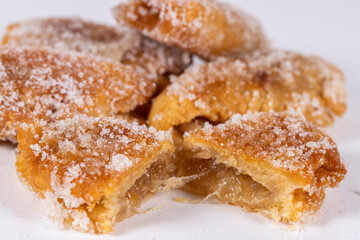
(56, 158, 173, 233)
(177, 158, 273, 208)
(176, 156, 319, 222)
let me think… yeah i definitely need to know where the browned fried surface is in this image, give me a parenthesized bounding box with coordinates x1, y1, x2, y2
(0, 46, 156, 142)
(113, 0, 268, 60)
(179, 112, 346, 222)
(121, 35, 192, 78)
(149, 50, 346, 130)
(2, 17, 192, 78)
(2, 17, 138, 61)
(16, 116, 174, 233)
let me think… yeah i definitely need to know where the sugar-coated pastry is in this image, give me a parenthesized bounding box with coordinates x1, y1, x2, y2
(0, 46, 155, 142)
(16, 116, 175, 233)
(113, 0, 269, 60)
(149, 50, 346, 130)
(177, 112, 346, 222)
(2, 17, 192, 78)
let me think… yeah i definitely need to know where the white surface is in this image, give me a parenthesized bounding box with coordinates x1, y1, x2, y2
(0, 0, 359, 239)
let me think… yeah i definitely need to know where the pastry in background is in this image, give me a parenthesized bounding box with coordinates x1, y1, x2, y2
(149, 50, 346, 130)
(2, 17, 192, 79)
(16, 116, 175, 233)
(0, 46, 155, 142)
(113, 0, 269, 60)
(177, 112, 346, 222)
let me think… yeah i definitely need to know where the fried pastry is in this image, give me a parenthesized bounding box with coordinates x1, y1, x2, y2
(177, 112, 346, 222)
(16, 116, 175, 233)
(113, 0, 269, 60)
(149, 50, 346, 130)
(2, 17, 191, 78)
(0, 46, 155, 142)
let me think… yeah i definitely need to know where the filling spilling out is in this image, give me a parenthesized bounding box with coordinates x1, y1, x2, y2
(176, 157, 273, 209)
(61, 158, 173, 233)
(176, 156, 322, 222)
(170, 116, 325, 222)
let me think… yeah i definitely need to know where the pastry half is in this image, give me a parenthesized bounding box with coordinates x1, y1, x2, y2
(149, 50, 346, 129)
(113, 0, 269, 60)
(0, 46, 155, 142)
(16, 116, 175, 233)
(176, 112, 346, 222)
(2, 17, 191, 78)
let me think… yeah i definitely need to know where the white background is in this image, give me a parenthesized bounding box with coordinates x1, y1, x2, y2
(0, 0, 359, 239)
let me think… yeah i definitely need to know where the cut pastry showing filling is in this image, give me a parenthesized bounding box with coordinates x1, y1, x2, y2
(113, 0, 269, 60)
(176, 112, 346, 222)
(16, 116, 175, 233)
(2, 17, 192, 78)
(149, 50, 346, 129)
(0, 46, 156, 142)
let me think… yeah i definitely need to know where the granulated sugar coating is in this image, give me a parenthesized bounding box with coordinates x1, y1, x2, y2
(113, 0, 269, 60)
(16, 115, 175, 233)
(149, 50, 346, 130)
(0, 46, 156, 142)
(2, 17, 192, 79)
(180, 112, 346, 222)
(185, 112, 344, 178)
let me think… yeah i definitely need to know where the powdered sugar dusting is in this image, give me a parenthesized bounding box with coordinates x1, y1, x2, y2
(4, 17, 142, 61)
(50, 165, 85, 209)
(186, 112, 341, 176)
(153, 50, 346, 127)
(113, 0, 269, 59)
(18, 115, 173, 232)
(106, 154, 133, 172)
(3, 17, 191, 79)
(0, 46, 156, 141)
(43, 192, 94, 233)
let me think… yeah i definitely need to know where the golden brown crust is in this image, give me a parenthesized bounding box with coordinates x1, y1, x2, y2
(0, 46, 156, 142)
(16, 116, 175, 233)
(184, 112, 346, 186)
(1, 17, 138, 61)
(1, 17, 192, 78)
(113, 0, 269, 60)
(149, 50, 346, 130)
(179, 112, 346, 222)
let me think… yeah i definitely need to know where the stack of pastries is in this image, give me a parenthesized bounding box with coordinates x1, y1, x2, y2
(0, 0, 346, 234)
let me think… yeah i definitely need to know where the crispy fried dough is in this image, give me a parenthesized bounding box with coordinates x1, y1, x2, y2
(113, 0, 268, 60)
(2, 17, 191, 78)
(16, 116, 175, 233)
(149, 50, 346, 129)
(0, 46, 155, 142)
(177, 112, 346, 222)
